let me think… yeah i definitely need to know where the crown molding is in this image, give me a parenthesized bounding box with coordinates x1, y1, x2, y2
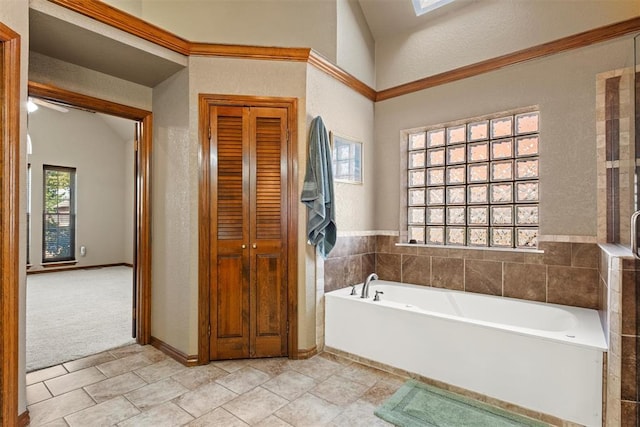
(376, 15, 640, 102)
(45, 1, 640, 103)
(47, 0, 191, 54)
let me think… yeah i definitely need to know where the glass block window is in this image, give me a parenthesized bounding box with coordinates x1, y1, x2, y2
(406, 110, 539, 248)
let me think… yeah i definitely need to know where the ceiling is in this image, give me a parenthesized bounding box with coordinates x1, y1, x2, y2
(357, 0, 477, 40)
(29, 9, 186, 88)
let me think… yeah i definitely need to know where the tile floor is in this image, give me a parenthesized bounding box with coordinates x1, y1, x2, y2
(26, 344, 402, 426)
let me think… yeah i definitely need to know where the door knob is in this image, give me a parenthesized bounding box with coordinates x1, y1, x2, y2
(252, 243, 257, 249)
(241, 244, 246, 249)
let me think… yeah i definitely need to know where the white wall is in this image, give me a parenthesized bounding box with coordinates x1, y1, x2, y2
(375, 0, 640, 89)
(336, 0, 375, 88)
(27, 106, 133, 270)
(374, 36, 636, 237)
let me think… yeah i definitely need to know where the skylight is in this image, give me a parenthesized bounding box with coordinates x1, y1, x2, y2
(412, 0, 455, 16)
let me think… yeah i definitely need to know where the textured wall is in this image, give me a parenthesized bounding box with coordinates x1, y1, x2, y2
(29, 52, 152, 111)
(336, 0, 375, 88)
(374, 37, 635, 237)
(375, 0, 640, 90)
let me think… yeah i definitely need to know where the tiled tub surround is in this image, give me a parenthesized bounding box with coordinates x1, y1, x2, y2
(326, 235, 601, 310)
(600, 246, 640, 427)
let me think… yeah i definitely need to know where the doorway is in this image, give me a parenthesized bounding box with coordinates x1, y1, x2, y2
(25, 99, 138, 371)
(27, 82, 152, 345)
(198, 94, 299, 362)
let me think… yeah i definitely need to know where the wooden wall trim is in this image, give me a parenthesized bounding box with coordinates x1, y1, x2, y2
(46, 0, 190, 55)
(376, 16, 640, 101)
(1, 21, 21, 427)
(27, 81, 153, 346)
(190, 43, 311, 62)
(46, 2, 640, 102)
(307, 51, 376, 101)
(290, 346, 318, 360)
(150, 336, 198, 367)
(18, 410, 30, 427)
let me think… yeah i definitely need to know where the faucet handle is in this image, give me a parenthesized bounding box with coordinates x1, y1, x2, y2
(350, 285, 357, 296)
(373, 290, 384, 301)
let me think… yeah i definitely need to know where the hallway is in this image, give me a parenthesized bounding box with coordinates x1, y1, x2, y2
(26, 344, 401, 426)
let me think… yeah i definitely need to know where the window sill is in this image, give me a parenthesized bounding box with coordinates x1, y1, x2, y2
(395, 243, 544, 254)
(41, 260, 78, 268)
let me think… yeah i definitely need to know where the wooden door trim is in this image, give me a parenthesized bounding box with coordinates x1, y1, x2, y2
(198, 94, 298, 363)
(28, 81, 153, 344)
(1, 21, 21, 427)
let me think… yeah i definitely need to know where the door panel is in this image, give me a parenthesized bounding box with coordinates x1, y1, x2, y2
(210, 106, 250, 359)
(210, 105, 288, 360)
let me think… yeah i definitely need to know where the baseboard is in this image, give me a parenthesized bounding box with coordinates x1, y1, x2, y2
(27, 262, 132, 275)
(150, 336, 198, 367)
(18, 410, 30, 427)
(290, 345, 318, 360)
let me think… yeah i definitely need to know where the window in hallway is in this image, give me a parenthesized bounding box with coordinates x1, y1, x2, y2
(42, 165, 76, 262)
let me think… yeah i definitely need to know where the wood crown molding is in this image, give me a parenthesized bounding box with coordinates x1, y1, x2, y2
(376, 15, 640, 101)
(46, 0, 191, 55)
(45, 1, 640, 102)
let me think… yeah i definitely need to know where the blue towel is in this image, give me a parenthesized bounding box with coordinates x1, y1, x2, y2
(301, 116, 337, 258)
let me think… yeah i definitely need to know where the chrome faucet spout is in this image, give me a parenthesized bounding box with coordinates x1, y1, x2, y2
(361, 273, 378, 299)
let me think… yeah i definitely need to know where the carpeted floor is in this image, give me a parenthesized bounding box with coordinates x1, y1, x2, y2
(26, 266, 135, 372)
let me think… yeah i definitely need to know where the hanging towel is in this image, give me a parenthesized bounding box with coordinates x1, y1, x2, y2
(301, 116, 337, 258)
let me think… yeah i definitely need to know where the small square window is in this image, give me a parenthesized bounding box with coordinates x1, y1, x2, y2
(409, 169, 426, 187)
(468, 164, 489, 183)
(447, 125, 466, 144)
(515, 112, 539, 135)
(409, 150, 426, 169)
(490, 116, 513, 138)
(426, 187, 445, 205)
(427, 168, 445, 186)
(427, 226, 445, 244)
(468, 121, 489, 141)
(427, 148, 446, 166)
(427, 129, 445, 147)
(446, 227, 466, 245)
(427, 207, 445, 225)
(446, 166, 466, 185)
(409, 226, 426, 243)
(409, 188, 426, 206)
(409, 132, 426, 150)
(468, 206, 489, 226)
(468, 228, 488, 246)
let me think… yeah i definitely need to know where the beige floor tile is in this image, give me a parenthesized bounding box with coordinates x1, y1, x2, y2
(215, 366, 271, 394)
(175, 382, 237, 418)
(310, 374, 369, 406)
(124, 377, 188, 411)
(27, 365, 68, 386)
(212, 358, 252, 373)
(288, 356, 342, 381)
(250, 358, 292, 376)
(41, 419, 70, 426)
(134, 358, 187, 383)
(64, 396, 140, 427)
(28, 389, 95, 426)
(140, 346, 169, 363)
(63, 352, 116, 373)
(45, 367, 106, 396)
(116, 402, 193, 427)
(338, 363, 389, 387)
(96, 353, 152, 378)
(262, 370, 317, 400)
(109, 344, 147, 359)
(223, 386, 289, 425)
(188, 407, 249, 427)
(84, 372, 147, 403)
(275, 393, 341, 426)
(171, 364, 229, 390)
(328, 400, 392, 427)
(317, 352, 354, 367)
(360, 379, 403, 406)
(254, 415, 293, 426)
(27, 382, 53, 405)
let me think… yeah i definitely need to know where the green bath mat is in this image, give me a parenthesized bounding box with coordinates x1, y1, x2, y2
(374, 380, 548, 427)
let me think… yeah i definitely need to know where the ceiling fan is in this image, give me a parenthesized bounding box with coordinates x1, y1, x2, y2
(28, 97, 69, 113)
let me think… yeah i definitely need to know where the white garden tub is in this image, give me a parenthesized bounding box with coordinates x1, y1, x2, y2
(325, 280, 607, 426)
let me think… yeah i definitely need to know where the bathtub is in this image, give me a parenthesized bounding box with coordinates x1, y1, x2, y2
(325, 280, 607, 426)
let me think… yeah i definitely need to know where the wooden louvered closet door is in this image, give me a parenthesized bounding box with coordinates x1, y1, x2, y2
(209, 105, 288, 360)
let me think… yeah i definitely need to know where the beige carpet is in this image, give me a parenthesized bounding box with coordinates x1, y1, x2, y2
(26, 266, 135, 372)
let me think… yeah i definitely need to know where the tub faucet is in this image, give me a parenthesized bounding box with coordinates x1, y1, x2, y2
(361, 273, 378, 299)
